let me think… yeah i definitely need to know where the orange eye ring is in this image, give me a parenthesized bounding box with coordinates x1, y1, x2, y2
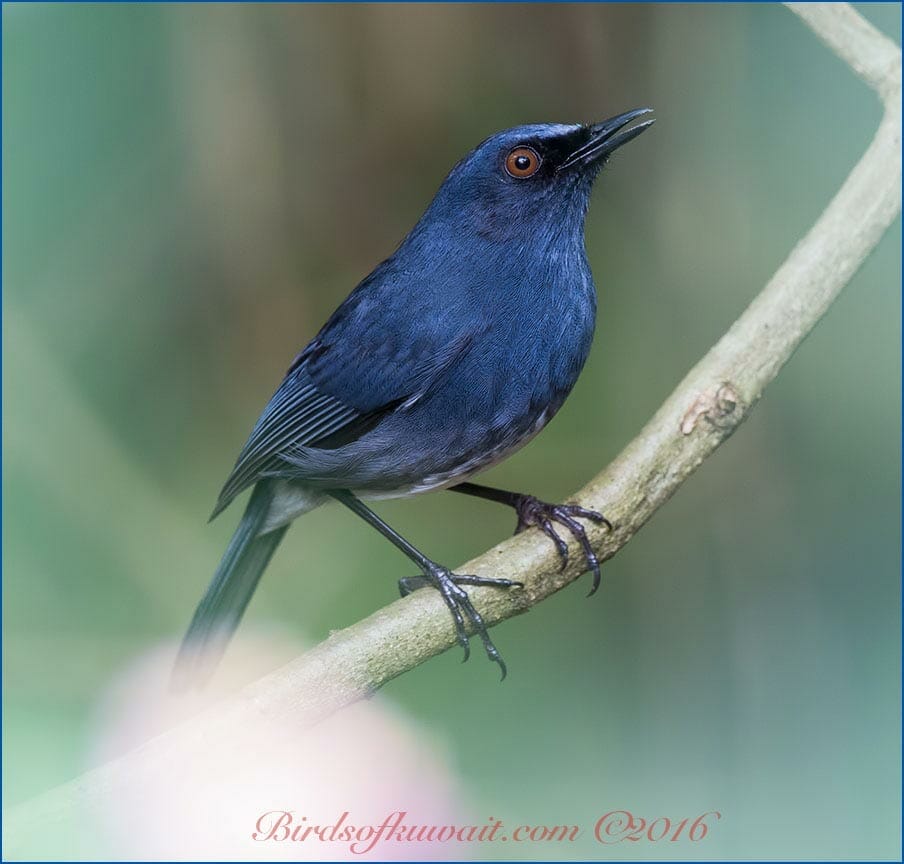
(504, 146, 541, 178)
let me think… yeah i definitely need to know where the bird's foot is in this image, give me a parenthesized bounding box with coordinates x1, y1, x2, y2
(511, 496, 612, 595)
(398, 572, 523, 596)
(398, 565, 519, 679)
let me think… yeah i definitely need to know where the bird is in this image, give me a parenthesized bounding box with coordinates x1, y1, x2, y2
(174, 108, 654, 686)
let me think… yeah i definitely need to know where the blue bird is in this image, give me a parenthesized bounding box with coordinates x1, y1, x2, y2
(175, 108, 654, 685)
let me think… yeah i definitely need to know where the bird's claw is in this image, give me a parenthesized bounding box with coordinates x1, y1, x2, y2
(398, 573, 523, 596)
(398, 567, 516, 679)
(513, 496, 612, 595)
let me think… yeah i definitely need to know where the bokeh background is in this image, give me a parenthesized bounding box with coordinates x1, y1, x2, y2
(3, 2, 901, 860)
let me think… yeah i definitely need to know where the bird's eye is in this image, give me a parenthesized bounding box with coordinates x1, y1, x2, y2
(504, 146, 541, 178)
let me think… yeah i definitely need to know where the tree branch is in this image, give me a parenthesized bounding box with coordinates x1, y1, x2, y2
(6, 2, 900, 848)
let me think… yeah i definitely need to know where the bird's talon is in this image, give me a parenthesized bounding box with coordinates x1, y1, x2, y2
(459, 638, 471, 662)
(512, 494, 608, 590)
(420, 565, 510, 676)
(572, 508, 613, 532)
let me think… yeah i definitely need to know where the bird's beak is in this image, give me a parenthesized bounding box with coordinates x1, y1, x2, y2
(558, 108, 655, 171)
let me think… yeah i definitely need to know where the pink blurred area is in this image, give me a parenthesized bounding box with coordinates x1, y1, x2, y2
(85, 635, 466, 860)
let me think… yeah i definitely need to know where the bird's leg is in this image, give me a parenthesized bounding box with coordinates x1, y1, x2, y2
(450, 482, 612, 595)
(329, 490, 517, 678)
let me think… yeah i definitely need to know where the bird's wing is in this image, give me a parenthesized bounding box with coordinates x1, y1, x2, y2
(212, 275, 476, 517)
(211, 370, 362, 517)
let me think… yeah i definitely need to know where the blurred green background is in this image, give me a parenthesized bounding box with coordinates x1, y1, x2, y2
(3, 2, 901, 860)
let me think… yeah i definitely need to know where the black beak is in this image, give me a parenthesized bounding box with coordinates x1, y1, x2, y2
(558, 108, 655, 171)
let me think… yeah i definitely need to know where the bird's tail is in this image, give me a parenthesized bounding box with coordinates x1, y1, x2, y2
(172, 479, 287, 689)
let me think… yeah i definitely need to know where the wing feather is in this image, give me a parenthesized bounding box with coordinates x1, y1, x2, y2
(211, 265, 482, 518)
(212, 370, 361, 517)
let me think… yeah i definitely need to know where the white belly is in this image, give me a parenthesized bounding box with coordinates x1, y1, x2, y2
(260, 405, 553, 533)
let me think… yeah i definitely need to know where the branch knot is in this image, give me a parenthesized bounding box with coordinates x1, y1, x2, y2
(680, 383, 744, 435)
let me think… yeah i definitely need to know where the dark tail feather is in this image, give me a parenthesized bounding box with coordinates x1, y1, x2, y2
(172, 480, 288, 690)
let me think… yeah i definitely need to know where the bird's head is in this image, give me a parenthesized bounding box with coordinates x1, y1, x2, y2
(424, 108, 654, 244)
